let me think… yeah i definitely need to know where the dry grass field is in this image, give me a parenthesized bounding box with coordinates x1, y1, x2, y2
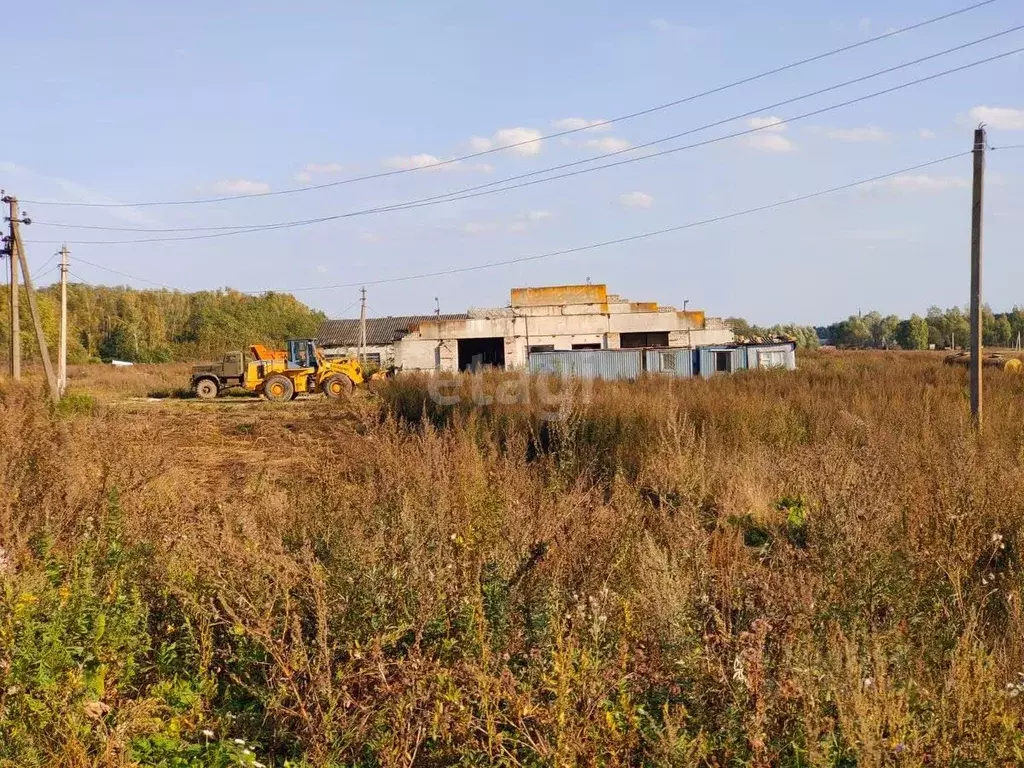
(2, 351, 1024, 767)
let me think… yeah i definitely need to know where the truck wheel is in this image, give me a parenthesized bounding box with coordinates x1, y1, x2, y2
(322, 373, 353, 399)
(264, 374, 294, 402)
(194, 379, 219, 400)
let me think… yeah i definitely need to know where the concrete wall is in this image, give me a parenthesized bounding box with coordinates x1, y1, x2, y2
(322, 344, 392, 363)
(393, 322, 734, 372)
(381, 284, 735, 373)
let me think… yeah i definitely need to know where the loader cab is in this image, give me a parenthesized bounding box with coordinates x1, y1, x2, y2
(286, 339, 319, 371)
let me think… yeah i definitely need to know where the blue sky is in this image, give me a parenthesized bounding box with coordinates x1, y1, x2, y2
(4, 0, 1023, 325)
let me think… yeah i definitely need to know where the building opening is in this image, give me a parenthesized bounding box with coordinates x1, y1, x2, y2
(458, 337, 505, 371)
(620, 331, 669, 348)
(715, 351, 732, 373)
(571, 343, 601, 350)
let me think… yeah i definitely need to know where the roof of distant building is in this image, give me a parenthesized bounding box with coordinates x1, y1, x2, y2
(317, 315, 469, 347)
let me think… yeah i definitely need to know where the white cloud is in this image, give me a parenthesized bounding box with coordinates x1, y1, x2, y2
(494, 127, 544, 156)
(384, 154, 489, 173)
(749, 116, 786, 131)
(464, 210, 554, 236)
(0, 160, 160, 226)
(509, 210, 554, 232)
(919, 128, 937, 139)
(969, 106, 1024, 130)
(295, 162, 345, 182)
(880, 174, 970, 192)
(583, 136, 633, 153)
(745, 116, 794, 152)
(826, 126, 888, 142)
(553, 117, 611, 132)
(469, 126, 544, 157)
(524, 210, 552, 221)
(212, 179, 270, 195)
(619, 191, 653, 208)
(385, 153, 446, 170)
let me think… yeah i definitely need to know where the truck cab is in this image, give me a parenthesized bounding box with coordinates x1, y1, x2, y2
(191, 350, 246, 399)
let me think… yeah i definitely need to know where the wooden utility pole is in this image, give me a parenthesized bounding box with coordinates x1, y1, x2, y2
(5, 196, 20, 379)
(358, 286, 367, 364)
(4, 196, 59, 400)
(969, 126, 985, 429)
(58, 245, 69, 394)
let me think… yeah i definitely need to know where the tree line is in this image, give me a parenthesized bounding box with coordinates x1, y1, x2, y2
(0, 282, 325, 363)
(825, 306, 1024, 350)
(726, 318, 821, 349)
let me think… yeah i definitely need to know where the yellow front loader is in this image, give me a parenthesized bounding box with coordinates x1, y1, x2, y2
(244, 339, 364, 401)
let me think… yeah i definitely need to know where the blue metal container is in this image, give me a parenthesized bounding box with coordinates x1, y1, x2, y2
(745, 343, 797, 371)
(697, 347, 747, 378)
(644, 348, 694, 377)
(528, 349, 643, 380)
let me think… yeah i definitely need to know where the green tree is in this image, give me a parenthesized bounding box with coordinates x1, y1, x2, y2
(944, 307, 970, 349)
(992, 315, 1013, 347)
(726, 317, 753, 337)
(895, 314, 929, 350)
(877, 315, 901, 347)
(1, 283, 326, 364)
(832, 316, 872, 348)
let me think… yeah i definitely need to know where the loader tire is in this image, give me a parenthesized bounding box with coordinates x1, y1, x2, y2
(194, 379, 219, 400)
(263, 374, 294, 402)
(322, 373, 353, 399)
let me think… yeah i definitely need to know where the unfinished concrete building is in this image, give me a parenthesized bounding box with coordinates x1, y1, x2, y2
(318, 284, 734, 373)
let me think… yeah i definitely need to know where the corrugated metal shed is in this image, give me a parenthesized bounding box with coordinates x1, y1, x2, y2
(697, 347, 747, 379)
(317, 315, 469, 347)
(528, 349, 642, 380)
(745, 343, 797, 371)
(645, 348, 694, 377)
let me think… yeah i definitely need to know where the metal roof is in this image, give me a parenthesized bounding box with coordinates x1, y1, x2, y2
(317, 315, 469, 347)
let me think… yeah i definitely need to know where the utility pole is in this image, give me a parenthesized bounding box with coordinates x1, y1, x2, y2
(4, 196, 20, 379)
(4, 195, 59, 400)
(358, 286, 367, 364)
(969, 126, 985, 429)
(58, 245, 69, 394)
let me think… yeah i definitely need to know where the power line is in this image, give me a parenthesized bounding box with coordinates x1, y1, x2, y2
(35, 25, 1024, 235)
(275, 152, 972, 292)
(30, 250, 60, 277)
(74, 256, 177, 289)
(31, 264, 60, 283)
(70, 152, 970, 294)
(331, 296, 363, 316)
(991, 144, 1024, 150)
(19, 0, 1000, 209)
(26, 42, 1024, 246)
(66, 270, 93, 286)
